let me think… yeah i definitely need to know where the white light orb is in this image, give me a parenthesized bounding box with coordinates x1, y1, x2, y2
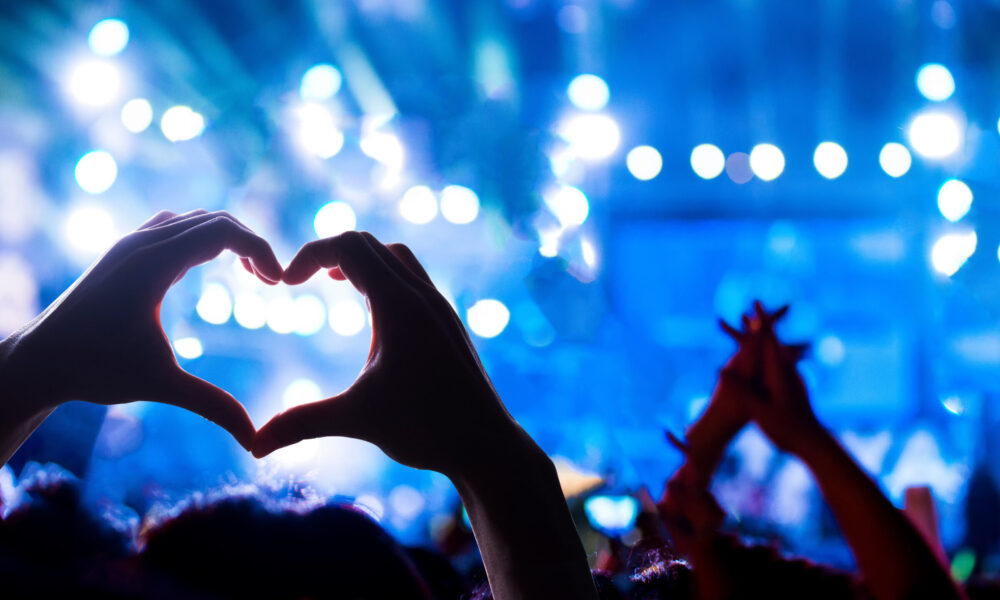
(64, 205, 116, 255)
(267, 296, 297, 334)
(160, 105, 206, 142)
(879, 143, 912, 177)
(283, 378, 324, 409)
(399, 185, 438, 224)
(292, 102, 342, 158)
(915, 63, 955, 102)
(292, 294, 327, 336)
(329, 298, 366, 336)
(360, 131, 405, 169)
(567, 74, 609, 111)
(314, 201, 356, 238)
(66, 60, 121, 107)
(907, 111, 962, 159)
(543, 185, 589, 227)
(626, 145, 663, 181)
(749, 143, 785, 181)
(581, 238, 597, 267)
(466, 299, 510, 338)
(440, 185, 480, 224)
(557, 113, 621, 160)
(300, 64, 343, 100)
(88, 19, 129, 56)
(388, 485, 426, 520)
(690, 144, 725, 179)
(234, 293, 267, 329)
(937, 179, 973, 222)
(120, 98, 153, 133)
(931, 230, 977, 276)
(74, 150, 117, 194)
(173, 337, 204, 360)
(196, 283, 233, 325)
(813, 142, 848, 179)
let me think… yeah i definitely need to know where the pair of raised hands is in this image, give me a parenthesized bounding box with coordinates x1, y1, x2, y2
(0, 209, 524, 478)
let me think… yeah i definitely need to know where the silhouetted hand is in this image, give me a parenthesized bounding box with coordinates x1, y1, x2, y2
(0, 209, 283, 456)
(253, 231, 529, 474)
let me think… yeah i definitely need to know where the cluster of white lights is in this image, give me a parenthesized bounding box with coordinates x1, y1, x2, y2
(937, 179, 973, 223)
(557, 113, 621, 160)
(931, 231, 977, 277)
(300, 64, 343, 100)
(466, 299, 510, 338)
(543, 185, 590, 228)
(314, 201, 357, 238)
(161, 105, 206, 142)
(74, 150, 118, 194)
(567, 74, 609, 111)
(398, 185, 481, 225)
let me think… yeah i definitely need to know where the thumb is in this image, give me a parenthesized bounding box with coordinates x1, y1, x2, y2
(155, 369, 256, 452)
(252, 386, 368, 458)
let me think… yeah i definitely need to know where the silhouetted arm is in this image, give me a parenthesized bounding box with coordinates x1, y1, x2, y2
(0, 209, 284, 466)
(254, 232, 597, 600)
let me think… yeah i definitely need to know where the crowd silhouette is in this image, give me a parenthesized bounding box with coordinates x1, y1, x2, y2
(0, 209, 988, 599)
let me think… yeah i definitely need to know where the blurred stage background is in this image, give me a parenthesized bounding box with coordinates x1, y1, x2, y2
(2, 0, 1000, 568)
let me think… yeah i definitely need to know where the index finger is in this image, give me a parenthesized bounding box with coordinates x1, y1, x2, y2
(283, 231, 399, 297)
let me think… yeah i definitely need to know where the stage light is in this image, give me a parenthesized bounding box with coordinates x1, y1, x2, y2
(160, 106, 206, 142)
(813, 142, 848, 179)
(292, 102, 342, 158)
(88, 19, 129, 57)
(538, 228, 560, 258)
(557, 5, 588, 34)
(329, 298, 366, 336)
(65, 205, 116, 255)
(300, 64, 343, 100)
(399, 185, 438, 224)
(74, 150, 117, 194)
(543, 185, 589, 227)
(389, 485, 425, 520)
(584, 495, 638, 537)
(626, 145, 662, 180)
(120, 98, 153, 133)
(314, 201, 356, 237)
(267, 296, 297, 334)
(581, 238, 597, 267)
(173, 337, 203, 360)
(749, 143, 785, 181)
(690, 144, 725, 179)
(931, 230, 976, 276)
(937, 179, 972, 222)
(879, 143, 912, 177)
(67, 60, 121, 107)
(916, 63, 955, 101)
(466, 299, 509, 338)
(567, 74, 609, 111)
(234, 293, 267, 329)
(292, 294, 327, 336)
(360, 131, 405, 169)
(283, 378, 323, 409)
(816, 335, 845, 366)
(726, 152, 753, 183)
(440, 185, 480, 224)
(557, 113, 620, 160)
(907, 110, 962, 159)
(196, 283, 232, 325)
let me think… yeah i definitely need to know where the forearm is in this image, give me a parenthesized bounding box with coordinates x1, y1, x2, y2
(0, 336, 55, 466)
(684, 403, 745, 482)
(797, 428, 962, 600)
(451, 433, 597, 600)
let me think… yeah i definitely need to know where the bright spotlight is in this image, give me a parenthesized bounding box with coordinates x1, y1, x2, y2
(813, 142, 848, 179)
(120, 98, 153, 133)
(879, 143, 912, 177)
(314, 201, 357, 238)
(690, 144, 725, 179)
(466, 299, 510, 338)
(543, 185, 589, 227)
(749, 143, 785, 181)
(557, 113, 621, 160)
(584, 495, 639, 537)
(300, 64, 343, 100)
(916, 63, 955, 102)
(293, 295, 327, 336)
(74, 150, 117, 194)
(160, 106, 206, 142)
(581, 238, 597, 267)
(233, 293, 267, 329)
(907, 111, 962, 159)
(65, 206, 116, 255)
(283, 378, 323, 409)
(937, 179, 973, 222)
(931, 230, 976, 276)
(88, 19, 129, 56)
(567, 74, 609, 111)
(173, 337, 204, 360)
(625, 145, 662, 181)
(399, 185, 438, 224)
(196, 283, 233, 325)
(292, 102, 342, 158)
(360, 131, 405, 170)
(66, 60, 121, 107)
(329, 299, 366, 336)
(440, 185, 480, 224)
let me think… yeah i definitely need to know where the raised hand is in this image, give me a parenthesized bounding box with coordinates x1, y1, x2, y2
(0, 209, 283, 460)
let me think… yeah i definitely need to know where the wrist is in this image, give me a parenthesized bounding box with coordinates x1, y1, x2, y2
(0, 332, 61, 413)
